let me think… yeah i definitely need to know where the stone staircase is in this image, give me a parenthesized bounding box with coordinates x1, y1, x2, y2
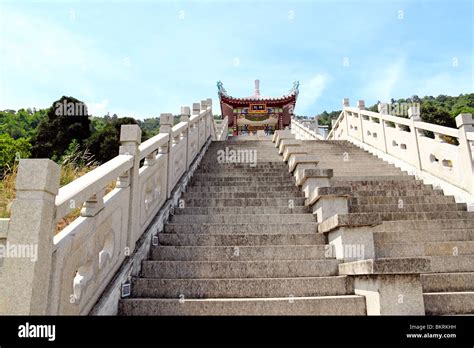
(119, 138, 366, 315)
(119, 137, 474, 315)
(282, 139, 474, 315)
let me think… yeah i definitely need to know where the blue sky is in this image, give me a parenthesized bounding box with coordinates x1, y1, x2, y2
(0, 0, 472, 118)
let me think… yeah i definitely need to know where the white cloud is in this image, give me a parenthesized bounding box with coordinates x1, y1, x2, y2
(361, 59, 405, 102)
(123, 57, 132, 68)
(413, 73, 472, 97)
(86, 99, 110, 116)
(295, 74, 331, 114)
(0, 9, 129, 110)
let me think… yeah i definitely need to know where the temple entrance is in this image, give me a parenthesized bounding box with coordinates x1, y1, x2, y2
(217, 79, 299, 136)
(237, 124, 276, 136)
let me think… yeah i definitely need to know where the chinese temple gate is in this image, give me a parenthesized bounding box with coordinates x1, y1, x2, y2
(217, 80, 299, 136)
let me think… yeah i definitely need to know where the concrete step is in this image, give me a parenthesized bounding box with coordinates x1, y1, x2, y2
(141, 259, 340, 278)
(170, 214, 316, 224)
(424, 292, 474, 315)
(193, 172, 292, 178)
(130, 276, 354, 298)
(158, 233, 327, 246)
(164, 222, 318, 234)
(174, 206, 311, 215)
(373, 229, 474, 243)
(331, 178, 421, 188)
(191, 176, 293, 183)
(119, 295, 367, 315)
(429, 255, 474, 273)
(187, 185, 298, 193)
(198, 163, 288, 168)
(151, 245, 331, 261)
(350, 203, 466, 213)
(421, 273, 474, 292)
(329, 169, 405, 177)
(285, 148, 377, 155)
(349, 195, 456, 205)
(350, 189, 444, 197)
(200, 159, 284, 164)
(377, 219, 474, 232)
(201, 157, 281, 161)
(370, 210, 474, 222)
(331, 175, 414, 182)
(182, 197, 306, 207)
(182, 191, 305, 199)
(190, 178, 295, 186)
(196, 168, 288, 174)
(375, 241, 474, 258)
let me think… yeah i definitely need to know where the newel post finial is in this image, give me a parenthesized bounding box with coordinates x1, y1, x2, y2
(192, 103, 200, 115)
(180, 106, 190, 122)
(159, 113, 173, 134)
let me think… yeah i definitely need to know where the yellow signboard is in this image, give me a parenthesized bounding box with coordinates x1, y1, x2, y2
(249, 103, 267, 114)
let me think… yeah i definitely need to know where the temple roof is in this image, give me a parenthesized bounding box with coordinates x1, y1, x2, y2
(217, 80, 299, 105)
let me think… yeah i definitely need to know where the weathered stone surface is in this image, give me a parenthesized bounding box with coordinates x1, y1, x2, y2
(338, 257, 431, 275)
(318, 213, 381, 233)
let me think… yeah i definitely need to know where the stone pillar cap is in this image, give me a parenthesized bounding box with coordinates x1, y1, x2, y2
(16, 159, 60, 195)
(120, 124, 142, 142)
(180, 106, 190, 116)
(455, 113, 474, 128)
(160, 113, 173, 125)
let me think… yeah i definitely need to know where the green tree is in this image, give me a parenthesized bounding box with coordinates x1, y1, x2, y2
(86, 117, 140, 163)
(0, 134, 31, 174)
(31, 96, 91, 160)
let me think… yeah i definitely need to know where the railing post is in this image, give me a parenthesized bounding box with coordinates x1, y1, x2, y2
(456, 113, 474, 194)
(159, 113, 173, 198)
(357, 99, 365, 143)
(181, 106, 191, 171)
(378, 103, 389, 153)
(201, 100, 208, 141)
(0, 159, 59, 314)
(207, 98, 214, 140)
(193, 103, 201, 148)
(408, 106, 423, 170)
(119, 125, 142, 251)
(342, 98, 350, 140)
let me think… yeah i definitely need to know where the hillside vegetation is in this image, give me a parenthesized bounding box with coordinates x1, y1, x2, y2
(313, 93, 474, 131)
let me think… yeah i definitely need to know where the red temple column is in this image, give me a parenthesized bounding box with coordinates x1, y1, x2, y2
(233, 114, 238, 136)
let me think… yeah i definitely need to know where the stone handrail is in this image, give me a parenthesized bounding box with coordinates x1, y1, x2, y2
(0, 98, 215, 315)
(327, 98, 474, 203)
(138, 133, 169, 161)
(291, 118, 325, 140)
(213, 116, 229, 141)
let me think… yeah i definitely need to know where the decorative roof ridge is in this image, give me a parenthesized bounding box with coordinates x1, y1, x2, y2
(217, 80, 299, 101)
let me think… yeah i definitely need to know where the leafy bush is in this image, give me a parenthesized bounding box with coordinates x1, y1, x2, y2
(0, 134, 31, 175)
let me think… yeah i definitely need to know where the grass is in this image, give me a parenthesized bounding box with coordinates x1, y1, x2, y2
(0, 167, 17, 219)
(0, 162, 116, 234)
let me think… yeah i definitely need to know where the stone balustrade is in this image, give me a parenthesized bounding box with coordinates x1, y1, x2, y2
(291, 118, 325, 140)
(213, 116, 229, 141)
(0, 98, 219, 315)
(327, 98, 474, 207)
